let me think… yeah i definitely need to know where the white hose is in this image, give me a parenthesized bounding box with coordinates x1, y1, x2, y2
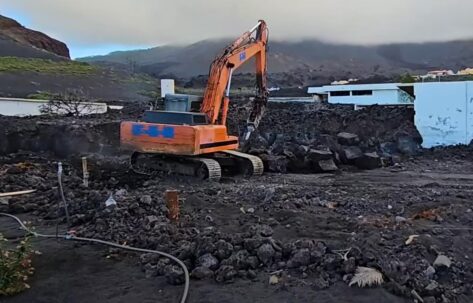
(57, 162, 70, 226)
(0, 213, 189, 303)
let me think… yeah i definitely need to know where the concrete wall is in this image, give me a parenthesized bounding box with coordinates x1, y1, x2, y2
(161, 79, 175, 98)
(0, 98, 108, 116)
(414, 82, 473, 147)
(467, 82, 473, 143)
(328, 89, 400, 105)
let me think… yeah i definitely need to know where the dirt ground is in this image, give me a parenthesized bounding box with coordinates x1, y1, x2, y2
(1, 148, 473, 303)
(1, 102, 472, 302)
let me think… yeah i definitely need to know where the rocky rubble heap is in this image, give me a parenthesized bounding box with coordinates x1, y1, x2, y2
(1, 101, 421, 175)
(228, 102, 422, 173)
(2, 152, 473, 302)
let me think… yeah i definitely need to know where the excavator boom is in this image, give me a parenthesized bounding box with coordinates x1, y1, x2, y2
(201, 20, 269, 136)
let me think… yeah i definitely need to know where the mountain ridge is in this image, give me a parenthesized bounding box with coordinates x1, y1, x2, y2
(78, 38, 473, 80)
(0, 14, 70, 59)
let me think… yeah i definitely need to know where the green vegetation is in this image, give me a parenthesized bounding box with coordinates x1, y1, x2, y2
(399, 73, 416, 83)
(27, 91, 54, 100)
(0, 57, 97, 74)
(0, 233, 35, 296)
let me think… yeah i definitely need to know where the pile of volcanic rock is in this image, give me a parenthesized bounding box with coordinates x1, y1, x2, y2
(76, 194, 353, 287)
(227, 102, 423, 173)
(246, 131, 421, 173)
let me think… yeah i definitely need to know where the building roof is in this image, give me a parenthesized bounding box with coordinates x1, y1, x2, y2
(307, 83, 410, 94)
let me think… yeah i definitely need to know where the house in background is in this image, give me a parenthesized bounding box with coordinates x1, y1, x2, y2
(307, 83, 414, 107)
(458, 68, 473, 75)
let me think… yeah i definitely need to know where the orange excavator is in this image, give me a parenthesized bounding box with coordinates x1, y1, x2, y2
(120, 20, 269, 180)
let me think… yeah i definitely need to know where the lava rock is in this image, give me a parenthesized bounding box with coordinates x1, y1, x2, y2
(215, 265, 237, 283)
(397, 136, 420, 156)
(197, 253, 219, 270)
(146, 215, 159, 225)
(144, 263, 158, 278)
(434, 255, 452, 269)
(424, 266, 436, 279)
(306, 149, 333, 162)
(257, 225, 273, 237)
(343, 257, 357, 274)
(140, 195, 153, 205)
(287, 248, 311, 268)
(140, 253, 160, 265)
(340, 146, 363, 164)
(164, 265, 185, 285)
(257, 243, 275, 266)
(247, 269, 257, 280)
(314, 159, 339, 172)
(380, 142, 399, 157)
(215, 240, 233, 260)
(191, 266, 214, 280)
(263, 155, 289, 173)
(310, 242, 327, 260)
(337, 132, 360, 146)
(395, 216, 407, 223)
(244, 238, 264, 252)
(246, 256, 260, 269)
(355, 152, 382, 170)
(425, 280, 439, 291)
(423, 297, 436, 303)
(295, 145, 310, 158)
(313, 277, 330, 289)
(223, 250, 251, 269)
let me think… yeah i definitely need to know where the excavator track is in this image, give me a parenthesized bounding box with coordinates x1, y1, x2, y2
(220, 150, 264, 176)
(130, 152, 222, 181)
(193, 157, 222, 181)
(129, 151, 263, 181)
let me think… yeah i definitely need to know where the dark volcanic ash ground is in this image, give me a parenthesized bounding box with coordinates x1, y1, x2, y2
(1, 101, 473, 303)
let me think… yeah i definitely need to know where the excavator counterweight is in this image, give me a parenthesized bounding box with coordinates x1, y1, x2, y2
(120, 20, 269, 180)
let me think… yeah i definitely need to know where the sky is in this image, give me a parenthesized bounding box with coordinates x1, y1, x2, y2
(2, 0, 473, 58)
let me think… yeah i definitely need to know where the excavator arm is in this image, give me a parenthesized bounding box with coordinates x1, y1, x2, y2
(200, 20, 269, 141)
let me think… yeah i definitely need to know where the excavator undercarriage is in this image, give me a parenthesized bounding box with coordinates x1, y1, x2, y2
(130, 150, 263, 181)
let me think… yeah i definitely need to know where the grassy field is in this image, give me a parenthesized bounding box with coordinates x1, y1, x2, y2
(0, 57, 97, 74)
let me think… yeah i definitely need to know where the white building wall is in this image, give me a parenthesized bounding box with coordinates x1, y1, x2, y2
(467, 82, 473, 142)
(0, 100, 44, 116)
(0, 98, 108, 116)
(328, 89, 399, 105)
(414, 82, 469, 147)
(161, 79, 175, 98)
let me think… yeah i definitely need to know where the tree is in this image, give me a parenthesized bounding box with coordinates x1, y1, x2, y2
(39, 90, 95, 116)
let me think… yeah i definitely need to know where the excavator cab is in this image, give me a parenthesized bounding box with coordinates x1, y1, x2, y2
(120, 20, 269, 180)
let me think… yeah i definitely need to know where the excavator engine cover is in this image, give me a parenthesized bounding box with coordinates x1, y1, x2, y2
(121, 121, 239, 156)
(143, 110, 208, 125)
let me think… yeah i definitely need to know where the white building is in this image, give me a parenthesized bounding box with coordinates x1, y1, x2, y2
(308, 83, 414, 106)
(0, 97, 108, 116)
(308, 81, 473, 148)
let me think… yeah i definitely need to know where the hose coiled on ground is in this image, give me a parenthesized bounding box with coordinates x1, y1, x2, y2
(0, 213, 189, 303)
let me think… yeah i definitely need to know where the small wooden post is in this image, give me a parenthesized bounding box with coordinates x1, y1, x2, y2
(165, 190, 179, 222)
(82, 157, 89, 188)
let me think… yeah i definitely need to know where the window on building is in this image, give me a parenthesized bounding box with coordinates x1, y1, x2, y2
(352, 90, 373, 96)
(330, 91, 350, 97)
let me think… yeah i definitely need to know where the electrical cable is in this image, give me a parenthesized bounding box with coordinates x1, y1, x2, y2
(0, 213, 189, 303)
